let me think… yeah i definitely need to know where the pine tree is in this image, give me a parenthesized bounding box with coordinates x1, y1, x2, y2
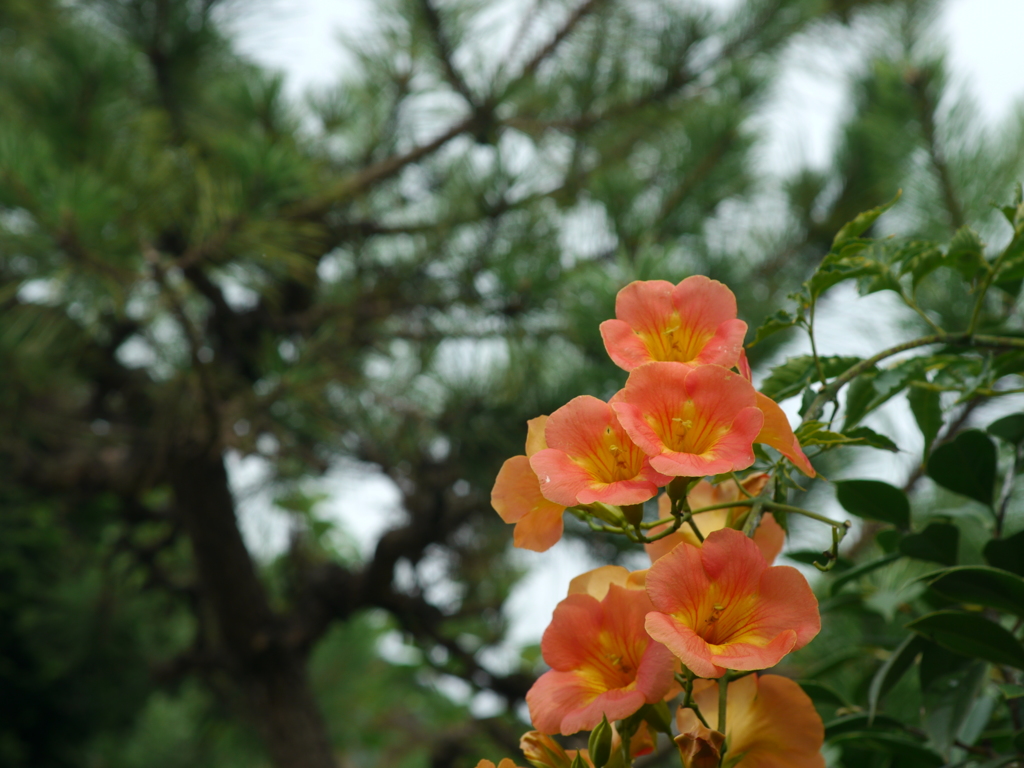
(2, 1, 1022, 767)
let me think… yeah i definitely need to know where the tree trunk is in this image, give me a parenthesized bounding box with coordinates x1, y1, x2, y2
(172, 449, 337, 768)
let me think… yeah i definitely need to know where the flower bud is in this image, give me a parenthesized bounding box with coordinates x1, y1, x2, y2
(520, 732, 571, 768)
(674, 708, 724, 768)
(587, 716, 613, 768)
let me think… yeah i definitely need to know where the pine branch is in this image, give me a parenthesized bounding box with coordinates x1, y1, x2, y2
(418, 0, 477, 106)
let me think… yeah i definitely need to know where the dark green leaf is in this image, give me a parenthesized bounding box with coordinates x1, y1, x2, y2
(760, 355, 861, 401)
(988, 413, 1024, 446)
(1015, 730, 1024, 754)
(796, 423, 897, 452)
(906, 610, 1024, 668)
(984, 529, 1024, 577)
(825, 713, 907, 737)
(751, 308, 798, 346)
(798, 680, 851, 708)
(925, 566, 1024, 618)
(921, 660, 988, 753)
(845, 359, 927, 431)
(835, 480, 910, 528)
(868, 634, 925, 723)
(876, 528, 902, 553)
(919, 640, 972, 690)
(927, 430, 997, 506)
(842, 371, 878, 429)
(899, 523, 959, 566)
(807, 258, 885, 300)
(908, 386, 942, 458)
(841, 426, 899, 452)
(894, 241, 945, 287)
(831, 552, 902, 596)
(994, 350, 1024, 378)
(998, 683, 1024, 700)
(944, 226, 987, 281)
(828, 732, 943, 767)
(831, 192, 902, 250)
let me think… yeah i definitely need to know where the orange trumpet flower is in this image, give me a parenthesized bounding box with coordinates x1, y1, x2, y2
(644, 528, 819, 678)
(526, 581, 675, 735)
(612, 363, 763, 478)
(529, 396, 672, 508)
(491, 416, 567, 552)
(600, 277, 747, 371)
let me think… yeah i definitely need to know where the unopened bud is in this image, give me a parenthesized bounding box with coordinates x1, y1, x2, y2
(585, 502, 625, 526)
(520, 731, 571, 768)
(674, 708, 724, 768)
(621, 503, 644, 528)
(668, 476, 696, 503)
(587, 715, 613, 768)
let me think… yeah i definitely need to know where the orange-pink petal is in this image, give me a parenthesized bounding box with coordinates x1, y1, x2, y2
(755, 392, 815, 477)
(600, 277, 747, 371)
(613, 363, 763, 477)
(529, 395, 670, 507)
(644, 529, 819, 677)
(568, 565, 646, 600)
(688, 674, 825, 768)
(491, 455, 566, 552)
(528, 584, 675, 735)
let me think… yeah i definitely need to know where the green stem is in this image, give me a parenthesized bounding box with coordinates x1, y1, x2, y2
(801, 332, 1024, 424)
(718, 676, 729, 752)
(762, 500, 849, 529)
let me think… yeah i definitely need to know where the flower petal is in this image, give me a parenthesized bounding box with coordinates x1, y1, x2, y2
(491, 455, 567, 551)
(644, 611, 724, 678)
(691, 675, 825, 768)
(526, 415, 549, 456)
(755, 391, 815, 477)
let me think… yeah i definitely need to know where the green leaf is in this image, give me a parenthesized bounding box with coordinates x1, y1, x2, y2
(798, 680, 851, 708)
(796, 423, 897, 452)
(842, 371, 878, 429)
(1017, 730, 1024, 754)
(868, 634, 925, 724)
(760, 355, 861, 401)
(927, 430, 997, 506)
(921, 660, 988, 753)
(825, 713, 907, 737)
(806, 258, 885, 300)
(844, 359, 925, 429)
(841, 426, 898, 452)
(894, 241, 945, 287)
(988, 413, 1024, 446)
(919, 640, 973, 690)
(908, 386, 942, 458)
(831, 192, 902, 250)
(876, 528, 903, 553)
(984, 529, 1024, 577)
(830, 552, 902, 596)
(835, 480, 910, 528)
(998, 683, 1024, 700)
(906, 610, 1024, 669)
(899, 522, 959, 566)
(751, 308, 798, 346)
(925, 566, 1024, 618)
(944, 226, 987, 281)
(827, 732, 943, 768)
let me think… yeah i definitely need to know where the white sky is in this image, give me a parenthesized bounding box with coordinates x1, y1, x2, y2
(225, 0, 1024, 693)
